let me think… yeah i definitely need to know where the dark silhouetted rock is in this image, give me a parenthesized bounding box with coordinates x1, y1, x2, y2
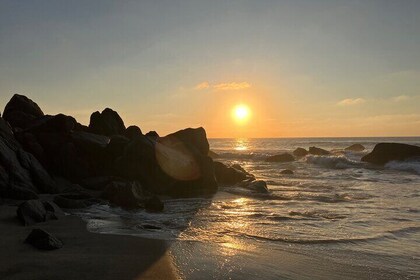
(71, 131, 110, 150)
(106, 135, 129, 158)
(54, 193, 96, 209)
(293, 147, 308, 157)
(145, 196, 164, 212)
(361, 143, 420, 165)
(309, 147, 330, 156)
(3, 94, 44, 129)
(17, 200, 47, 225)
(345, 144, 365, 152)
(213, 161, 247, 185)
(145, 131, 159, 139)
(165, 127, 209, 155)
(25, 228, 63, 250)
(25, 114, 76, 134)
(124, 125, 142, 139)
(89, 108, 126, 136)
(42, 201, 64, 219)
(16, 200, 62, 225)
(16, 149, 57, 193)
(1, 120, 56, 196)
(103, 181, 145, 209)
(208, 150, 219, 159)
(156, 132, 217, 197)
(237, 180, 269, 193)
(280, 169, 294, 175)
(265, 153, 295, 162)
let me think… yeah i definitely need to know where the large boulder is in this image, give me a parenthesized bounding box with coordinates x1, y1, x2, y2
(213, 161, 248, 185)
(16, 149, 57, 193)
(89, 108, 126, 136)
(145, 131, 159, 139)
(17, 200, 62, 226)
(155, 130, 217, 197)
(116, 128, 217, 197)
(165, 127, 209, 155)
(124, 125, 142, 139)
(102, 181, 145, 209)
(293, 147, 308, 157)
(345, 144, 365, 152)
(309, 146, 330, 156)
(3, 94, 44, 129)
(25, 228, 63, 250)
(24, 114, 76, 134)
(265, 153, 295, 162)
(361, 143, 420, 165)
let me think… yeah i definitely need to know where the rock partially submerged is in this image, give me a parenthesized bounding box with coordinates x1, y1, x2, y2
(102, 181, 145, 209)
(362, 143, 420, 165)
(213, 161, 248, 185)
(345, 144, 365, 152)
(293, 147, 308, 157)
(280, 169, 294, 175)
(309, 146, 330, 156)
(25, 228, 63, 250)
(265, 153, 295, 162)
(236, 180, 269, 193)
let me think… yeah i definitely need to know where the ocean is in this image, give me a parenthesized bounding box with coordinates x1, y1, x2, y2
(75, 137, 420, 279)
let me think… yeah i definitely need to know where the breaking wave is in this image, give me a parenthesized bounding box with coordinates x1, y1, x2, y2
(306, 155, 365, 169)
(385, 160, 420, 175)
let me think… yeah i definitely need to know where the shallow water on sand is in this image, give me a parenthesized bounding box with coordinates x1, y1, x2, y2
(75, 137, 420, 279)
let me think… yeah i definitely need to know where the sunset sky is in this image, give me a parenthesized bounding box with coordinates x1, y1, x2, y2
(1, 1, 419, 138)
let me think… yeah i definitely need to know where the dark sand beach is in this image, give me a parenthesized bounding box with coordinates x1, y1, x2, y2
(0, 203, 179, 280)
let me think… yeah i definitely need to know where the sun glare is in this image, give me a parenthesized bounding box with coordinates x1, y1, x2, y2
(233, 104, 250, 123)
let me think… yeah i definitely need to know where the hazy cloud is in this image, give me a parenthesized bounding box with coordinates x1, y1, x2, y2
(194, 81, 210, 90)
(213, 82, 251, 91)
(194, 81, 251, 91)
(337, 98, 366, 106)
(392, 95, 410, 102)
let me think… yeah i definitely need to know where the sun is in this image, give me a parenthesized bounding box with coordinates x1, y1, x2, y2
(232, 104, 250, 123)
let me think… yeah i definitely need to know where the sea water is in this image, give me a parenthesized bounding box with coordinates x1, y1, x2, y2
(75, 137, 420, 279)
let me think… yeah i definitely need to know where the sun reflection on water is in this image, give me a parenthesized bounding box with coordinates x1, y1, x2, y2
(234, 138, 249, 151)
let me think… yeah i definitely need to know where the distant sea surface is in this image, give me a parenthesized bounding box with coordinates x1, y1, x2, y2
(76, 137, 420, 279)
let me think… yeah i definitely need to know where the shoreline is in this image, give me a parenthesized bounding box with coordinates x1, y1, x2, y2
(0, 203, 180, 280)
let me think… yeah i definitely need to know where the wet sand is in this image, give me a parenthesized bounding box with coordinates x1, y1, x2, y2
(0, 204, 179, 280)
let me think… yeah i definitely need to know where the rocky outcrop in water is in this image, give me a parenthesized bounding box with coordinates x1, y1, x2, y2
(309, 146, 330, 156)
(293, 147, 308, 157)
(345, 144, 365, 152)
(362, 143, 420, 165)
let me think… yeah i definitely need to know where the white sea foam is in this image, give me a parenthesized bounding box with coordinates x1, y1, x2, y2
(385, 160, 420, 175)
(306, 155, 364, 169)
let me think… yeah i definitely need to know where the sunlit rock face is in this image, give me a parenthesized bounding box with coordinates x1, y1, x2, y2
(155, 127, 217, 197)
(155, 136, 201, 181)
